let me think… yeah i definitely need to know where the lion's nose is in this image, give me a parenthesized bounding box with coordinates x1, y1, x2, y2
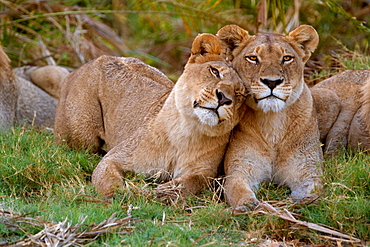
(216, 90, 232, 106)
(260, 78, 284, 90)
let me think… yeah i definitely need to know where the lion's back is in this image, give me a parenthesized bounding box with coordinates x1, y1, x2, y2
(100, 56, 174, 148)
(312, 70, 370, 100)
(54, 55, 174, 152)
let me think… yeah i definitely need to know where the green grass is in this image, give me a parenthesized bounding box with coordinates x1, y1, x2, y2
(0, 127, 369, 246)
(0, 127, 99, 197)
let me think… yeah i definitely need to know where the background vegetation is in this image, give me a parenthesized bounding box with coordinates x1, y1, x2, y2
(1, 0, 369, 246)
(1, 0, 370, 79)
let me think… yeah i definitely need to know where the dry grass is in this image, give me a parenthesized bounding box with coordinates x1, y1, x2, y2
(1, 210, 134, 246)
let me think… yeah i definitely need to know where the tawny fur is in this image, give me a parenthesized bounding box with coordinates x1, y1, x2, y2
(0, 46, 63, 130)
(360, 73, 370, 142)
(54, 55, 174, 153)
(14, 65, 70, 99)
(217, 25, 323, 210)
(311, 70, 370, 153)
(55, 34, 247, 201)
(0, 46, 17, 130)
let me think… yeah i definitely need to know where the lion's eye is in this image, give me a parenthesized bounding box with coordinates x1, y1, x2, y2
(282, 55, 294, 63)
(210, 66, 220, 78)
(246, 56, 259, 64)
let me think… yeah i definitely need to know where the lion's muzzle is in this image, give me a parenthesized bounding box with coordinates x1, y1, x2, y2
(193, 89, 234, 126)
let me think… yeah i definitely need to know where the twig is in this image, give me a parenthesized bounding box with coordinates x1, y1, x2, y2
(257, 202, 362, 243)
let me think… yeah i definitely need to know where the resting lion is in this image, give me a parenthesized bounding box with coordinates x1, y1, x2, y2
(54, 33, 247, 201)
(0, 45, 68, 130)
(54, 54, 174, 153)
(311, 70, 370, 153)
(217, 24, 323, 210)
(14, 65, 70, 100)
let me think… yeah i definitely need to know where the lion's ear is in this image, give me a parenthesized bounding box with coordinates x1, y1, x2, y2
(217, 25, 250, 61)
(189, 33, 222, 63)
(288, 25, 319, 63)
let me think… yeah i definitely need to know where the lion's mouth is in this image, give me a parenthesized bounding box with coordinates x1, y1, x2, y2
(254, 94, 285, 102)
(193, 91, 233, 125)
(193, 103, 221, 118)
(193, 90, 233, 118)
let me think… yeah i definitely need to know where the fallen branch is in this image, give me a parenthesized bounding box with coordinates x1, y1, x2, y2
(257, 202, 362, 243)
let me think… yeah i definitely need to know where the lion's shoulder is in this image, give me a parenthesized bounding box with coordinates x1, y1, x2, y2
(86, 55, 174, 90)
(313, 70, 370, 88)
(312, 70, 370, 102)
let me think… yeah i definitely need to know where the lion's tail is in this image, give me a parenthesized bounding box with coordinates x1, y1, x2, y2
(360, 75, 370, 133)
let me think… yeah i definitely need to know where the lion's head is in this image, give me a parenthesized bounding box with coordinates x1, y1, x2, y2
(174, 33, 247, 135)
(217, 25, 318, 113)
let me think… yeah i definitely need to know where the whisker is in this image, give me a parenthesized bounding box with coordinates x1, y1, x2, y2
(236, 93, 249, 98)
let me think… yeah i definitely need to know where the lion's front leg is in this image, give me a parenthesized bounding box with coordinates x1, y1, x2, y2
(224, 148, 273, 211)
(274, 148, 323, 204)
(91, 142, 135, 198)
(325, 102, 359, 154)
(222, 127, 275, 211)
(224, 175, 260, 211)
(156, 173, 212, 204)
(156, 153, 222, 204)
(224, 161, 273, 211)
(92, 158, 125, 198)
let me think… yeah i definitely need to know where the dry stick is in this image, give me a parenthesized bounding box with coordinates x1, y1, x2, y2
(2, 214, 134, 246)
(258, 202, 362, 243)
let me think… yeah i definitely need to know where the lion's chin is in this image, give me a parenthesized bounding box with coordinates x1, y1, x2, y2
(257, 97, 286, 113)
(194, 109, 220, 127)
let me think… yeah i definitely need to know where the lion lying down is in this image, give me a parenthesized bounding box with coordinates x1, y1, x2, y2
(0, 45, 69, 130)
(14, 65, 70, 100)
(217, 24, 323, 210)
(311, 70, 370, 154)
(54, 33, 247, 201)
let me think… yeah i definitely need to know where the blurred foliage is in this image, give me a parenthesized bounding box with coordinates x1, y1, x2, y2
(0, 0, 369, 79)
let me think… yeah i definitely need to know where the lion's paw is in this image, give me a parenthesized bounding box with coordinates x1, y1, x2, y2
(291, 193, 320, 205)
(290, 182, 321, 204)
(155, 181, 185, 205)
(235, 202, 259, 212)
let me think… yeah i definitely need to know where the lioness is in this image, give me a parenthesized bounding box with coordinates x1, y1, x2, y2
(56, 34, 246, 202)
(217, 25, 323, 210)
(0, 45, 64, 130)
(54, 55, 174, 153)
(14, 65, 70, 100)
(311, 70, 370, 153)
